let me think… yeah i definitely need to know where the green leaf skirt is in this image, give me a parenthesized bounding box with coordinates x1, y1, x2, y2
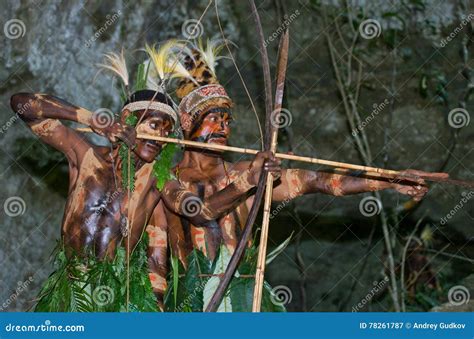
(34, 234, 159, 312)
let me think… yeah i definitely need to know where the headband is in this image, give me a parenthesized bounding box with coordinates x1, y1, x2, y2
(178, 84, 232, 121)
(122, 100, 177, 123)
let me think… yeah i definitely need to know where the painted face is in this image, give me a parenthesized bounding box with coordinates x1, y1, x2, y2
(134, 111, 174, 162)
(189, 109, 232, 145)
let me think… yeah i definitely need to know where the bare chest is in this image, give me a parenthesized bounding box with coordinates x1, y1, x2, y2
(64, 150, 158, 232)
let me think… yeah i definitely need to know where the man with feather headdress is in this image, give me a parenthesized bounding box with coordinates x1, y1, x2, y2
(150, 38, 447, 311)
(9, 44, 277, 311)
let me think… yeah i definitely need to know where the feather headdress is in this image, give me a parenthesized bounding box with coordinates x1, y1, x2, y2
(196, 38, 228, 76)
(145, 40, 197, 91)
(173, 38, 233, 131)
(97, 48, 130, 89)
(96, 46, 178, 123)
(175, 38, 229, 99)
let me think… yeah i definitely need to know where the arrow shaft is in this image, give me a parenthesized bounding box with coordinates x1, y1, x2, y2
(75, 128, 473, 188)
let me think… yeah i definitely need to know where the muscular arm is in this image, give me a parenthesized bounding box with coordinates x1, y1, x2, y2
(10, 93, 93, 161)
(11, 93, 97, 126)
(161, 168, 255, 225)
(272, 168, 394, 201)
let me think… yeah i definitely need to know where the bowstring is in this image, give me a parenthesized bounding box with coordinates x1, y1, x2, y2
(215, 0, 264, 150)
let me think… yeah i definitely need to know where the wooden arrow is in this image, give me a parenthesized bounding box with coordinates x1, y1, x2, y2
(75, 128, 474, 189)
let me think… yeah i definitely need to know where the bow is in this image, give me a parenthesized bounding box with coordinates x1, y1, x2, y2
(204, 0, 289, 312)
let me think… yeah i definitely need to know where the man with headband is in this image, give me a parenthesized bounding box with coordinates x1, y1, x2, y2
(152, 40, 447, 296)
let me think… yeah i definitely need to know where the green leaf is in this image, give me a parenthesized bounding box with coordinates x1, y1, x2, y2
(35, 238, 159, 312)
(203, 245, 233, 312)
(171, 255, 179, 307)
(134, 63, 146, 92)
(125, 113, 138, 127)
(128, 233, 159, 312)
(163, 256, 187, 311)
(119, 82, 128, 105)
(266, 232, 293, 265)
(119, 142, 136, 191)
(229, 277, 254, 312)
(153, 141, 178, 190)
(183, 249, 211, 311)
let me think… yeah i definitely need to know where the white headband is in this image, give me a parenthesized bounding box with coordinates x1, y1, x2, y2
(122, 101, 177, 123)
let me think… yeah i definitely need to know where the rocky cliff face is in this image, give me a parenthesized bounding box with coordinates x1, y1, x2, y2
(0, 0, 472, 311)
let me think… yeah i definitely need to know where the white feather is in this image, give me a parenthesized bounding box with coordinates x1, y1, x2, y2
(97, 48, 129, 87)
(195, 38, 228, 75)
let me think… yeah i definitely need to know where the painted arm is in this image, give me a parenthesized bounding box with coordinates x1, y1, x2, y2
(161, 151, 281, 225)
(10, 92, 94, 161)
(10, 93, 134, 153)
(272, 168, 447, 202)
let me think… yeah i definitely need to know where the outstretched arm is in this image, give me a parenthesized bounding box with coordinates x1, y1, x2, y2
(272, 168, 446, 202)
(161, 151, 281, 225)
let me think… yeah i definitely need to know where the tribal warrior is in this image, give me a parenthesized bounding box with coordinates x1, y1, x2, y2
(10, 47, 275, 311)
(148, 40, 447, 294)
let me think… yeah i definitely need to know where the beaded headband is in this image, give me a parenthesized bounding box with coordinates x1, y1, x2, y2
(178, 84, 232, 122)
(122, 100, 177, 123)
